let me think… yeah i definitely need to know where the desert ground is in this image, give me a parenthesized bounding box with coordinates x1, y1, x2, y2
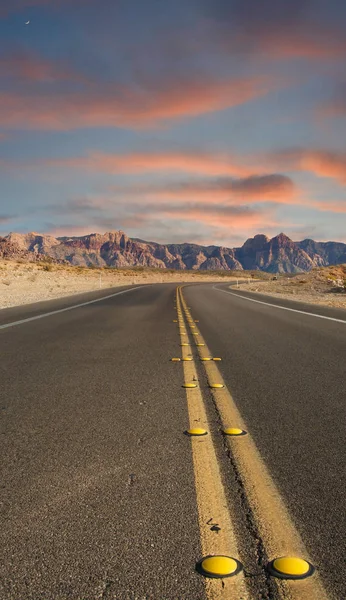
(237, 264, 346, 309)
(0, 260, 246, 310)
(1, 260, 345, 310)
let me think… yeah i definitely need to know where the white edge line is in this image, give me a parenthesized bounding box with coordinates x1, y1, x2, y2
(0, 286, 147, 330)
(212, 285, 346, 324)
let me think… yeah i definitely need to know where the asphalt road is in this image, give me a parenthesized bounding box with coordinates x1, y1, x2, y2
(0, 283, 345, 599)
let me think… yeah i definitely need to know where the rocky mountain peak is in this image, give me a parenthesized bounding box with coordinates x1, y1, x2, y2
(1, 230, 345, 272)
(271, 232, 293, 245)
(242, 234, 270, 252)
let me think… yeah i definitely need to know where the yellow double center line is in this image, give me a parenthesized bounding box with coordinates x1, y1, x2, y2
(176, 286, 330, 600)
(176, 288, 249, 599)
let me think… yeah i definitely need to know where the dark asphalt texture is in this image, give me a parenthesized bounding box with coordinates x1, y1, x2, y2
(0, 285, 205, 600)
(185, 283, 346, 600)
(1, 282, 345, 599)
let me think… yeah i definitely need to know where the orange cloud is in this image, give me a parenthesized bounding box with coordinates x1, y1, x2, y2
(158, 204, 275, 229)
(7, 147, 346, 201)
(313, 201, 346, 213)
(299, 151, 346, 184)
(40, 151, 251, 177)
(108, 172, 346, 214)
(268, 149, 346, 185)
(0, 75, 272, 130)
(109, 174, 297, 205)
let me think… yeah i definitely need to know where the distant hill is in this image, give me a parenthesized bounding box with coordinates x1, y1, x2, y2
(1, 230, 346, 273)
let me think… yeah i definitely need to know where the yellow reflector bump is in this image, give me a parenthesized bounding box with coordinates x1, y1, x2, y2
(223, 428, 247, 436)
(194, 320, 199, 322)
(180, 343, 189, 346)
(170, 358, 181, 362)
(186, 428, 207, 436)
(173, 320, 178, 322)
(268, 557, 315, 580)
(209, 383, 224, 389)
(198, 555, 243, 578)
(201, 357, 212, 361)
(196, 343, 205, 346)
(182, 357, 193, 361)
(183, 383, 198, 388)
(213, 357, 222, 361)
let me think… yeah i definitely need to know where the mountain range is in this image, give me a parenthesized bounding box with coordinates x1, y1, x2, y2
(1, 231, 346, 273)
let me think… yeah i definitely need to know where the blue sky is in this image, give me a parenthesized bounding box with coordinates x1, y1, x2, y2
(0, 0, 346, 246)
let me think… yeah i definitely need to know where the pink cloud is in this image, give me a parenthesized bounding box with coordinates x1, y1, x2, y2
(299, 151, 346, 185)
(158, 205, 275, 229)
(6, 146, 346, 197)
(209, 3, 346, 62)
(0, 75, 272, 130)
(268, 149, 346, 186)
(314, 201, 346, 213)
(107, 171, 346, 214)
(244, 30, 346, 60)
(109, 173, 297, 205)
(39, 151, 251, 177)
(0, 52, 84, 83)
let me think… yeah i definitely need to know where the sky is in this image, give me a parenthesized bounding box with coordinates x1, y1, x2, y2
(0, 0, 346, 247)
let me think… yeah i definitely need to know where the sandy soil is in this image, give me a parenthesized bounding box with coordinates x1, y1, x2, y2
(236, 265, 346, 310)
(2, 260, 345, 311)
(0, 260, 242, 310)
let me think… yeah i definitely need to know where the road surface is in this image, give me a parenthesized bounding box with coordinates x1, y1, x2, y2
(0, 283, 345, 599)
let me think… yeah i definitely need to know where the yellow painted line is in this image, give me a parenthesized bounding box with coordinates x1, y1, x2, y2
(175, 287, 250, 600)
(179, 287, 330, 600)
